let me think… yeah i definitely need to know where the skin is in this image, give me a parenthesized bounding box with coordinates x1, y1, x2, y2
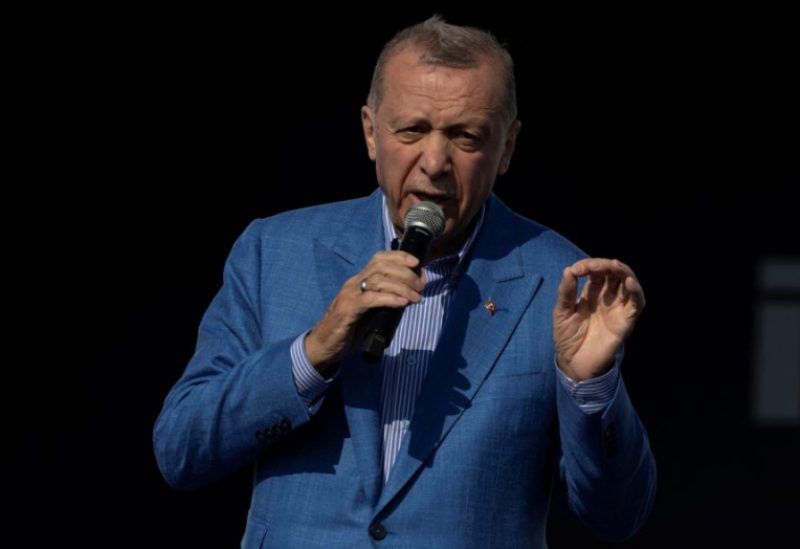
(362, 47, 521, 259)
(305, 46, 645, 381)
(553, 258, 646, 380)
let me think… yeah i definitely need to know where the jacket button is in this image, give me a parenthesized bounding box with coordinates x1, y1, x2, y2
(368, 522, 387, 540)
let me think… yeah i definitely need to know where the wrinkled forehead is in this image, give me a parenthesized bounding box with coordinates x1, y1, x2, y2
(382, 47, 506, 107)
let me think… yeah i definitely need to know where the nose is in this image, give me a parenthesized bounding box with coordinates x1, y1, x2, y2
(419, 132, 451, 180)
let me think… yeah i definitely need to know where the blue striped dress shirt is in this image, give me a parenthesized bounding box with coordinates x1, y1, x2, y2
(290, 197, 619, 483)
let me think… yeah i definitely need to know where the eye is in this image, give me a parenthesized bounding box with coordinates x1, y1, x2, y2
(398, 125, 425, 135)
(452, 130, 484, 149)
(396, 125, 427, 142)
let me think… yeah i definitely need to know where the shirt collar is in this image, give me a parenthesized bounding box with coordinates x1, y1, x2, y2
(380, 194, 485, 265)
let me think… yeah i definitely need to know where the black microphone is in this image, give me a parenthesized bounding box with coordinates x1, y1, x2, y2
(361, 201, 445, 363)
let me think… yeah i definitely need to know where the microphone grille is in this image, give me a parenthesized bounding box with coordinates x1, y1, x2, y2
(404, 201, 445, 238)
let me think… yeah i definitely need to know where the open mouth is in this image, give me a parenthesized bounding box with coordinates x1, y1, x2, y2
(409, 191, 450, 206)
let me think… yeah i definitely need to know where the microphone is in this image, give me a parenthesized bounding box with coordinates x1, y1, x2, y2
(361, 201, 445, 363)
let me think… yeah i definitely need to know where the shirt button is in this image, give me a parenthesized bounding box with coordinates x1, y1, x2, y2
(407, 356, 417, 366)
(369, 522, 387, 540)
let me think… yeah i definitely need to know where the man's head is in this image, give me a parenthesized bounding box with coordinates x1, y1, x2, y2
(362, 16, 522, 258)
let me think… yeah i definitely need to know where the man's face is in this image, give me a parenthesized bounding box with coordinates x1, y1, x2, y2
(362, 47, 520, 256)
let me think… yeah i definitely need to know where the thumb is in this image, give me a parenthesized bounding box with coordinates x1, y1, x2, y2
(554, 266, 578, 316)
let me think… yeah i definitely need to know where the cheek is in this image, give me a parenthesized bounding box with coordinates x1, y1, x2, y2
(379, 150, 417, 192)
(376, 144, 399, 175)
(376, 155, 408, 211)
(456, 161, 494, 202)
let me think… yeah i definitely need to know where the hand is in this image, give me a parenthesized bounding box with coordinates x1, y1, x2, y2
(304, 251, 425, 371)
(552, 258, 645, 381)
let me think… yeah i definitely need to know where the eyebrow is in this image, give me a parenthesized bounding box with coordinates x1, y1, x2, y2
(391, 116, 493, 133)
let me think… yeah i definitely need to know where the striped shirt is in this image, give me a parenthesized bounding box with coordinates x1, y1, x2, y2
(290, 198, 618, 483)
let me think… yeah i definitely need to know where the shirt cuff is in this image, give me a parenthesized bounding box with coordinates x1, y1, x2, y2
(555, 356, 621, 414)
(290, 331, 337, 410)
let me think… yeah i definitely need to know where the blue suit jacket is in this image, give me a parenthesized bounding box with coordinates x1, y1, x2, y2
(154, 190, 656, 548)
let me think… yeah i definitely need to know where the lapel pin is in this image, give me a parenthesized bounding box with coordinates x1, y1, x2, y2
(484, 298, 497, 316)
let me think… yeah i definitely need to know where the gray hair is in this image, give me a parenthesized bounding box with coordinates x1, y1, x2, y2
(366, 15, 517, 124)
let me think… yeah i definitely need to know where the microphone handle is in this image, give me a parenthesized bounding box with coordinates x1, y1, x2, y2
(360, 226, 433, 363)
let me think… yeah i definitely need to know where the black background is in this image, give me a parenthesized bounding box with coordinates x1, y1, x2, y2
(14, 5, 798, 547)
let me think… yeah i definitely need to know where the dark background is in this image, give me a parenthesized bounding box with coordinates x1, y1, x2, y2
(15, 6, 797, 547)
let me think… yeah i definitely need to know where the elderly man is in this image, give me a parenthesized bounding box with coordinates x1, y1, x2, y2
(155, 16, 656, 548)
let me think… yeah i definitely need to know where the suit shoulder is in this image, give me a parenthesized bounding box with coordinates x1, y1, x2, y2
(242, 194, 376, 242)
(488, 194, 588, 268)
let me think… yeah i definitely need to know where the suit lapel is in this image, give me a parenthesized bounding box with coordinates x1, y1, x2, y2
(312, 190, 386, 506)
(375, 196, 544, 514)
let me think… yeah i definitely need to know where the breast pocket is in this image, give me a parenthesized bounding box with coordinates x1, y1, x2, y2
(467, 370, 553, 444)
(473, 371, 545, 402)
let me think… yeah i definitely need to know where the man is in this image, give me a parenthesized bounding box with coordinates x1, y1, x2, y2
(154, 16, 656, 548)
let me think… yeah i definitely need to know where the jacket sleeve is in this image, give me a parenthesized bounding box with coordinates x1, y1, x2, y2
(556, 371, 657, 540)
(153, 221, 315, 490)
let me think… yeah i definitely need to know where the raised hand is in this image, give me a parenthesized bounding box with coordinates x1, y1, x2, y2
(552, 258, 646, 381)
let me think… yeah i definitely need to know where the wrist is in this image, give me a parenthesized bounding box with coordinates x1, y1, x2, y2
(304, 331, 339, 377)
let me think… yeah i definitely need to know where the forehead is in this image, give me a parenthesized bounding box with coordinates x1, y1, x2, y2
(380, 48, 505, 118)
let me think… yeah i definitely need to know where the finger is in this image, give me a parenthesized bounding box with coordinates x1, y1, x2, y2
(571, 258, 635, 280)
(623, 275, 646, 311)
(604, 275, 622, 307)
(362, 261, 425, 293)
(362, 273, 422, 303)
(364, 254, 424, 290)
(369, 250, 421, 270)
(555, 266, 578, 313)
(568, 258, 599, 277)
(571, 258, 642, 308)
(336, 275, 412, 321)
(360, 289, 414, 309)
(584, 273, 605, 307)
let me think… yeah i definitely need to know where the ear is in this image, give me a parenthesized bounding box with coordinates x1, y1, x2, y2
(497, 120, 522, 175)
(361, 106, 377, 161)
